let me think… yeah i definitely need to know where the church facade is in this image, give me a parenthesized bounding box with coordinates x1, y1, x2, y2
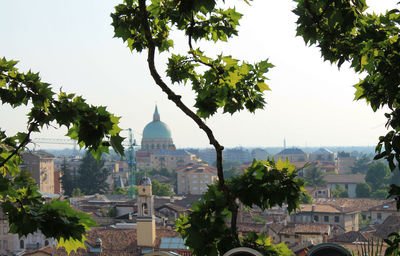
(135, 106, 176, 170)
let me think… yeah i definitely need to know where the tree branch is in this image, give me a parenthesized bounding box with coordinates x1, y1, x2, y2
(0, 122, 36, 169)
(137, 0, 239, 241)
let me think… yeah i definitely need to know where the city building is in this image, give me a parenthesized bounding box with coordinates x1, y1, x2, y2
(309, 148, 336, 162)
(290, 204, 360, 234)
(274, 148, 308, 162)
(336, 152, 356, 174)
(223, 148, 252, 163)
(137, 176, 156, 247)
(150, 150, 199, 170)
(136, 106, 176, 170)
(20, 151, 55, 194)
(0, 209, 55, 255)
(176, 165, 218, 195)
(324, 174, 365, 198)
(251, 148, 269, 161)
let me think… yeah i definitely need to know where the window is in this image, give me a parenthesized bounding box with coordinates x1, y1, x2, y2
(324, 216, 329, 222)
(3, 240, 7, 250)
(3, 226, 7, 234)
(313, 215, 319, 222)
(45, 240, 49, 246)
(284, 234, 289, 238)
(20, 240, 24, 249)
(345, 184, 348, 189)
(377, 213, 382, 220)
(334, 216, 339, 223)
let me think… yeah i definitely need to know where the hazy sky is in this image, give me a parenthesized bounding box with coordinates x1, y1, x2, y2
(0, 0, 397, 149)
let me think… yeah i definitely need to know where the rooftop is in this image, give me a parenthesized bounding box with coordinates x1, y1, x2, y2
(276, 148, 306, 155)
(176, 165, 217, 174)
(324, 174, 365, 184)
(280, 223, 330, 235)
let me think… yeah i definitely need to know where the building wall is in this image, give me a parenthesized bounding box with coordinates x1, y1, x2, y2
(177, 169, 217, 195)
(337, 157, 356, 174)
(150, 153, 197, 170)
(21, 153, 55, 194)
(290, 211, 358, 233)
(274, 154, 308, 162)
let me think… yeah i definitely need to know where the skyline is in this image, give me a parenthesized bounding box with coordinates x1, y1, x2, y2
(1, 0, 397, 149)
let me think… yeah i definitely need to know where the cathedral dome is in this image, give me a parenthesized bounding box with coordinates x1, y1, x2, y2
(142, 106, 172, 139)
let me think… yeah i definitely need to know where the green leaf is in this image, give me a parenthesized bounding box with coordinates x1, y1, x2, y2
(256, 82, 271, 92)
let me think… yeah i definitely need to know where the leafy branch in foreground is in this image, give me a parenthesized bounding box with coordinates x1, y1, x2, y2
(111, 1, 302, 254)
(0, 57, 124, 253)
(293, 0, 400, 254)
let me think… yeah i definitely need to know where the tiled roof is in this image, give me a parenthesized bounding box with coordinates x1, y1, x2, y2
(267, 223, 284, 233)
(176, 165, 217, 174)
(276, 148, 306, 155)
(311, 198, 391, 212)
(22, 150, 55, 158)
(279, 223, 330, 235)
(374, 214, 400, 239)
(56, 227, 181, 256)
(298, 204, 342, 213)
(289, 241, 315, 253)
(154, 150, 192, 156)
(369, 200, 397, 211)
(156, 203, 189, 213)
(324, 174, 365, 184)
(329, 231, 374, 243)
(312, 148, 334, 154)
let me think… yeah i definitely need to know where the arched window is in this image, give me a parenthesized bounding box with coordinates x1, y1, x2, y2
(142, 203, 148, 215)
(19, 240, 24, 249)
(45, 240, 49, 246)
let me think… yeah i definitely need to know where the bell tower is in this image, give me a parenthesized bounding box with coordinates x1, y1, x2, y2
(137, 176, 156, 247)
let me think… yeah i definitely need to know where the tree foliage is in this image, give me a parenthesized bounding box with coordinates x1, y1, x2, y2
(332, 185, 349, 198)
(293, 0, 400, 207)
(76, 152, 110, 195)
(356, 182, 372, 198)
(351, 155, 371, 174)
(0, 58, 124, 253)
(365, 162, 391, 191)
(304, 167, 327, 187)
(152, 180, 174, 196)
(111, 0, 306, 254)
(60, 158, 75, 197)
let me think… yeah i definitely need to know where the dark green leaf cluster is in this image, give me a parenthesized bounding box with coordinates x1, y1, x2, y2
(175, 159, 303, 256)
(0, 169, 96, 249)
(111, 0, 273, 118)
(230, 159, 306, 213)
(294, 0, 400, 209)
(0, 58, 125, 157)
(0, 57, 125, 252)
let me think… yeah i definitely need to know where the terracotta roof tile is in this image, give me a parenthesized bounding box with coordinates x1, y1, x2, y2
(324, 174, 365, 184)
(279, 223, 330, 235)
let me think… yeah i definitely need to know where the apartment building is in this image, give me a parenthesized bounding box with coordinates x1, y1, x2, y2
(176, 165, 218, 195)
(290, 204, 360, 234)
(20, 151, 55, 194)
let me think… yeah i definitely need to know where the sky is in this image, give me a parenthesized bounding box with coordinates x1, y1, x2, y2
(0, 0, 398, 150)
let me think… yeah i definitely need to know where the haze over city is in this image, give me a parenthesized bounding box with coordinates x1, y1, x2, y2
(1, 0, 397, 149)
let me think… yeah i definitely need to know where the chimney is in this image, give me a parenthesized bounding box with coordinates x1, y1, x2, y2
(170, 195, 174, 203)
(323, 234, 328, 243)
(312, 204, 316, 212)
(340, 205, 344, 213)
